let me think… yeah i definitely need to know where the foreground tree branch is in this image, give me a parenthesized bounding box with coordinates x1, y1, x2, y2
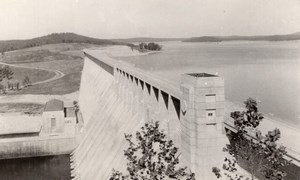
(212, 98, 290, 180)
(110, 121, 195, 180)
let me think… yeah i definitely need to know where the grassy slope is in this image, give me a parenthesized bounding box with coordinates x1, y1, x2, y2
(0, 32, 129, 52)
(19, 72, 81, 95)
(0, 66, 54, 85)
(0, 34, 126, 113)
(0, 43, 97, 95)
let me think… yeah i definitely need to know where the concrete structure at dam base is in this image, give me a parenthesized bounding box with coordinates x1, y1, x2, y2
(0, 99, 78, 160)
(71, 47, 300, 180)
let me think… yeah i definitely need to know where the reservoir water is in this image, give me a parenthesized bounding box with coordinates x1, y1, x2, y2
(0, 155, 70, 180)
(119, 41, 300, 125)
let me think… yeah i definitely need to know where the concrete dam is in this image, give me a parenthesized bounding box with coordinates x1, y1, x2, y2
(70, 47, 300, 180)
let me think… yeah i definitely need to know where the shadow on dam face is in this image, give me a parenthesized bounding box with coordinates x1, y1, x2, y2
(0, 154, 70, 180)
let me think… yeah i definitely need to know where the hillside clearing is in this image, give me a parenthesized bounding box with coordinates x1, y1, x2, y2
(15, 72, 81, 95)
(0, 43, 90, 95)
(0, 65, 55, 85)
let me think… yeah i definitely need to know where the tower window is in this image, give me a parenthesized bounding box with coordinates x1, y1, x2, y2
(206, 109, 216, 124)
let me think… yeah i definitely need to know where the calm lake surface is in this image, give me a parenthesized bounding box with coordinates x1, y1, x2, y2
(119, 41, 300, 125)
(0, 155, 70, 180)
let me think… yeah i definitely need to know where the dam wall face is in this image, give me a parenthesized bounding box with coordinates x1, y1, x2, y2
(72, 49, 228, 180)
(0, 136, 76, 159)
(73, 55, 142, 179)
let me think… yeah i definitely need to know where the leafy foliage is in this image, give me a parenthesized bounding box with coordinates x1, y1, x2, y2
(0, 65, 14, 82)
(138, 42, 162, 51)
(23, 76, 31, 87)
(212, 98, 290, 180)
(110, 121, 195, 180)
(0, 65, 14, 93)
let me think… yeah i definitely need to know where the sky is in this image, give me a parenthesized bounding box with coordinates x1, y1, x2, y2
(1, 0, 300, 40)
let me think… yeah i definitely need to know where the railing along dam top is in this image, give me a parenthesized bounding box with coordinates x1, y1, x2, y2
(83, 49, 182, 99)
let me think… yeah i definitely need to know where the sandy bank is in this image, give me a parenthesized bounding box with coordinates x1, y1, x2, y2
(98, 45, 159, 57)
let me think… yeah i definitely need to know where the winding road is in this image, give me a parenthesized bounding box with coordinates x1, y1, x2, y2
(0, 60, 65, 86)
(0, 60, 75, 105)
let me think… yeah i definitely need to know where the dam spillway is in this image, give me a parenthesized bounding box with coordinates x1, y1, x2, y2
(70, 48, 229, 180)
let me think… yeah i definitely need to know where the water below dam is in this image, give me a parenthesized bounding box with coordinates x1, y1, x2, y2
(119, 41, 300, 125)
(0, 155, 70, 180)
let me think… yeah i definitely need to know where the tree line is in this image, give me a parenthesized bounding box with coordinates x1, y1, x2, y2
(0, 32, 131, 53)
(138, 42, 162, 51)
(0, 65, 31, 94)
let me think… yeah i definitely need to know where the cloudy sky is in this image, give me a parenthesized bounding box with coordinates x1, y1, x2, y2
(1, 0, 300, 40)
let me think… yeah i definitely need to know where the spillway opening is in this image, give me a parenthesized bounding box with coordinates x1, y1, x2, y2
(152, 86, 159, 101)
(146, 83, 151, 95)
(161, 91, 169, 109)
(171, 96, 181, 120)
(134, 77, 139, 86)
(139, 80, 144, 90)
(130, 75, 134, 82)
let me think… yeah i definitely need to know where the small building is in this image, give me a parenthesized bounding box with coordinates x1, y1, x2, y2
(42, 99, 65, 135)
(0, 99, 78, 159)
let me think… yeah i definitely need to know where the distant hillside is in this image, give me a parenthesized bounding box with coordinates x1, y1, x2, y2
(0, 33, 129, 53)
(183, 32, 300, 42)
(113, 37, 184, 43)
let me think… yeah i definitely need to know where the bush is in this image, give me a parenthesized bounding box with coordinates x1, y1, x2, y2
(212, 98, 290, 180)
(138, 42, 162, 51)
(110, 121, 195, 180)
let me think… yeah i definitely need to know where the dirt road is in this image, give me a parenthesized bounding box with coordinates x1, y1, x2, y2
(0, 61, 65, 86)
(0, 60, 73, 105)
